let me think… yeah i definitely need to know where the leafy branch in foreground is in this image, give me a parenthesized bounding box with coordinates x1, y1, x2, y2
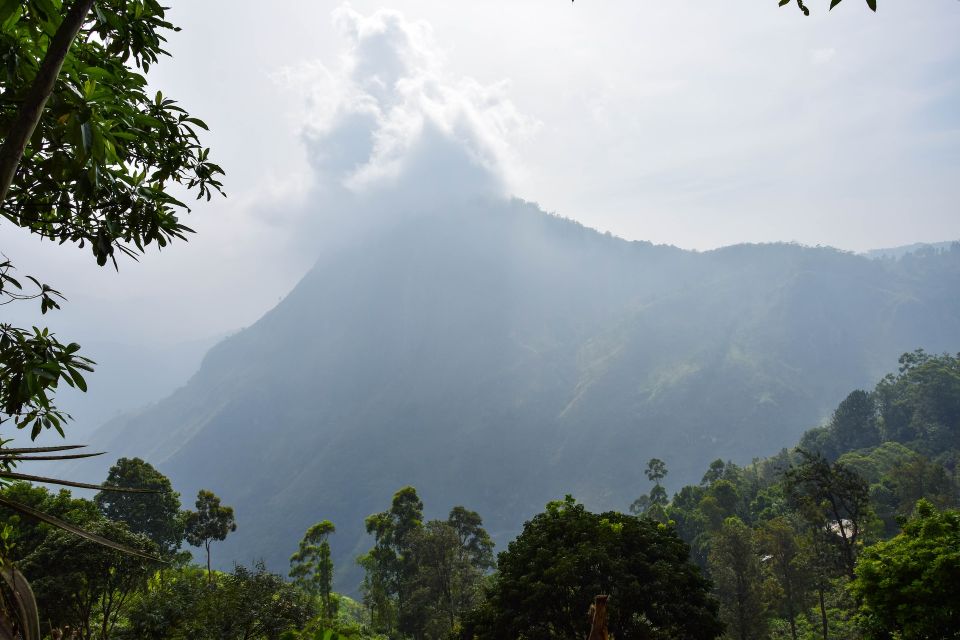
(0, 259, 94, 439)
(0, 1, 220, 633)
(0, 0, 225, 267)
(778, 0, 877, 16)
(571, 0, 879, 12)
(1, 0, 225, 442)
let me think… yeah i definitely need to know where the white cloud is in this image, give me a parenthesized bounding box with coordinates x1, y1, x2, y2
(810, 47, 837, 64)
(8, 0, 958, 356)
(277, 5, 537, 210)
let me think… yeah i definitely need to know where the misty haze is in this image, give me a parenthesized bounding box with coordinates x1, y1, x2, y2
(1, 2, 958, 640)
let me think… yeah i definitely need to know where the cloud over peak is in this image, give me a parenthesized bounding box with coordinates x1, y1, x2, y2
(280, 5, 535, 208)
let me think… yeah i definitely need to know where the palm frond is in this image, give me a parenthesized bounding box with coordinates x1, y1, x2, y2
(0, 445, 88, 455)
(0, 451, 105, 461)
(0, 471, 154, 492)
(0, 495, 162, 561)
(0, 565, 40, 640)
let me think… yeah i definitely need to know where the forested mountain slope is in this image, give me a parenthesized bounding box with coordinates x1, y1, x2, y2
(76, 199, 960, 590)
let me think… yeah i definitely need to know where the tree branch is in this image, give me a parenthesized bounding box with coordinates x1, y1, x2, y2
(0, 0, 96, 204)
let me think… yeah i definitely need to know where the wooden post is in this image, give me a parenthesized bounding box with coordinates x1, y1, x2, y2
(587, 594, 609, 640)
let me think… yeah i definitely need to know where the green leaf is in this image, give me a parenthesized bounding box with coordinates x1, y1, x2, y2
(866, 0, 876, 10)
(0, 0, 21, 28)
(81, 121, 93, 154)
(67, 367, 88, 392)
(830, 0, 843, 8)
(183, 116, 209, 130)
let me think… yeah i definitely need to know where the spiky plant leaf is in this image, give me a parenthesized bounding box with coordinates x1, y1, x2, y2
(0, 565, 40, 640)
(0, 451, 104, 461)
(0, 495, 161, 561)
(0, 445, 88, 455)
(0, 470, 154, 492)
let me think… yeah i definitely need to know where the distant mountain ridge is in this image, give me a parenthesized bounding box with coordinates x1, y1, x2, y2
(863, 240, 958, 260)
(75, 199, 960, 591)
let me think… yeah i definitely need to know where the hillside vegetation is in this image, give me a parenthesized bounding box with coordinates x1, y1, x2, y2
(634, 349, 960, 638)
(72, 200, 960, 587)
(4, 350, 958, 639)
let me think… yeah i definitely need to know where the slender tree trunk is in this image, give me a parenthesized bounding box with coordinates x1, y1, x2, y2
(448, 585, 456, 632)
(784, 572, 798, 640)
(587, 595, 609, 640)
(736, 575, 748, 640)
(206, 540, 212, 584)
(102, 583, 116, 640)
(0, 0, 95, 204)
(787, 601, 798, 640)
(818, 583, 828, 640)
(101, 604, 109, 640)
(80, 595, 92, 640)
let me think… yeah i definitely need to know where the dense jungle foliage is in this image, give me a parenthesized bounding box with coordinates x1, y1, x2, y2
(1, 349, 957, 639)
(628, 349, 960, 639)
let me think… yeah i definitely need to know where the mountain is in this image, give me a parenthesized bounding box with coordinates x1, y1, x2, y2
(34, 335, 220, 443)
(863, 240, 958, 260)
(74, 199, 960, 591)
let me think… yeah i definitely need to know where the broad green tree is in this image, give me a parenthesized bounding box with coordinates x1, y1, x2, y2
(708, 517, 768, 640)
(290, 520, 336, 621)
(875, 350, 960, 455)
(408, 507, 494, 639)
(699, 479, 742, 532)
(202, 562, 314, 640)
(757, 516, 813, 640)
(471, 496, 723, 640)
(94, 457, 183, 557)
(408, 520, 466, 639)
(20, 516, 157, 640)
(784, 451, 870, 578)
(701, 459, 735, 487)
(359, 490, 494, 640)
(851, 500, 960, 639)
(116, 566, 209, 640)
(828, 390, 879, 455)
(183, 489, 236, 583)
(447, 506, 494, 571)
(360, 486, 423, 637)
(645, 457, 667, 484)
(630, 457, 669, 519)
(119, 562, 313, 640)
(357, 550, 396, 635)
(646, 458, 669, 516)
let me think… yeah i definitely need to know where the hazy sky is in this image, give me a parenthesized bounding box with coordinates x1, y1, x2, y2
(5, 0, 960, 349)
